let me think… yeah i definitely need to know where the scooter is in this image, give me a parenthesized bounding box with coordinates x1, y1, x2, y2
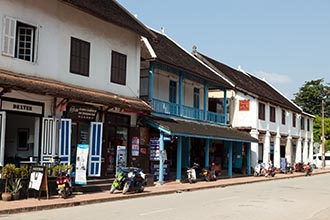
(110, 167, 128, 193)
(122, 167, 146, 194)
(304, 163, 313, 176)
(56, 169, 72, 198)
(254, 163, 266, 176)
(187, 163, 199, 183)
(265, 165, 276, 177)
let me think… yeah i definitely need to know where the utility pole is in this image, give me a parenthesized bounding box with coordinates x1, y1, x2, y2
(322, 100, 325, 169)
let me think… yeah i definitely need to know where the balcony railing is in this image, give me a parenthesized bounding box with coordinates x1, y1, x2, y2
(152, 99, 225, 124)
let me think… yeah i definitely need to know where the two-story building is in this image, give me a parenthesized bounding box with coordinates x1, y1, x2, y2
(139, 29, 257, 183)
(0, 0, 156, 177)
(193, 49, 314, 169)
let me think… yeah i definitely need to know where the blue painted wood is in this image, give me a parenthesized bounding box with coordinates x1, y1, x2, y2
(204, 82, 208, 120)
(179, 72, 183, 116)
(59, 119, 71, 164)
(247, 143, 251, 175)
(88, 122, 103, 177)
(227, 141, 233, 177)
(176, 136, 182, 181)
(182, 137, 190, 168)
(205, 139, 210, 168)
(223, 89, 227, 124)
(159, 132, 164, 183)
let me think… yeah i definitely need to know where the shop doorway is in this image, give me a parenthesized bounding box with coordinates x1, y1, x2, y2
(4, 112, 40, 166)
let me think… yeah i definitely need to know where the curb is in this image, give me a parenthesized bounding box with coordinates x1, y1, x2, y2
(1, 170, 329, 215)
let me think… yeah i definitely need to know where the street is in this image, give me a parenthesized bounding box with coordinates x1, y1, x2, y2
(1, 173, 330, 220)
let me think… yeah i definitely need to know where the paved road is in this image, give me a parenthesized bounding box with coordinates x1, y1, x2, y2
(1, 174, 330, 220)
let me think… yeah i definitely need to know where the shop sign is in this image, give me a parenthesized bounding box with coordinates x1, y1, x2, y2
(239, 99, 250, 111)
(1, 100, 43, 115)
(131, 137, 140, 157)
(67, 103, 97, 121)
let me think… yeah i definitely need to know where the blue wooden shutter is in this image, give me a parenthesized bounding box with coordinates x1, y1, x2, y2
(59, 119, 71, 164)
(41, 117, 59, 164)
(0, 112, 6, 166)
(88, 122, 103, 176)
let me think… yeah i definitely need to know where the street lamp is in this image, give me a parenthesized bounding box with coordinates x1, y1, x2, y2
(322, 100, 325, 169)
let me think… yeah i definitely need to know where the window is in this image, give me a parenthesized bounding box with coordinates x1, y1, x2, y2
(301, 117, 305, 130)
(281, 110, 286, 125)
(292, 113, 296, 127)
(2, 17, 37, 62)
(70, 37, 90, 76)
(111, 51, 127, 85)
(270, 106, 276, 122)
(307, 119, 310, 131)
(258, 103, 265, 120)
(169, 80, 177, 103)
(193, 88, 200, 109)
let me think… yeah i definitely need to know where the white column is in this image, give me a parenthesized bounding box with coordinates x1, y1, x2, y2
(285, 136, 292, 164)
(274, 134, 281, 168)
(263, 131, 271, 163)
(295, 138, 302, 163)
(303, 139, 309, 163)
(309, 140, 314, 162)
(250, 129, 259, 168)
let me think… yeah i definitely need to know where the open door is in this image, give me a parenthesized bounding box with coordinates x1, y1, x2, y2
(0, 112, 6, 166)
(88, 122, 103, 177)
(41, 117, 59, 164)
(59, 119, 71, 164)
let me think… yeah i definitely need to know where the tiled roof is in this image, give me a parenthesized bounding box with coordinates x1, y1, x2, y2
(0, 70, 152, 112)
(194, 52, 301, 112)
(144, 30, 233, 88)
(61, 0, 156, 39)
(143, 116, 258, 142)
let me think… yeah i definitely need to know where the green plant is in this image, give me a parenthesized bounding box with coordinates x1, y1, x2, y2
(19, 166, 30, 179)
(9, 178, 22, 194)
(1, 164, 16, 193)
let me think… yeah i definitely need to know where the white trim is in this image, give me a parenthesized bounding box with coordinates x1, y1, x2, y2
(141, 36, 157, 59)
(0, 112, 6, 166)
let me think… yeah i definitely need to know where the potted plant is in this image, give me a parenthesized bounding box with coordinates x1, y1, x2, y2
(1, 163, 16, 201)
(9, 178, 23, 200)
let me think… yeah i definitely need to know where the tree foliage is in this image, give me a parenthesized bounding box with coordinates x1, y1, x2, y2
(293, 79, 330, 117)
(293, 79, 330, 151)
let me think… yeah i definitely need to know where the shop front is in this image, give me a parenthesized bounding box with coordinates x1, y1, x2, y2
(0, 97, 44, 167)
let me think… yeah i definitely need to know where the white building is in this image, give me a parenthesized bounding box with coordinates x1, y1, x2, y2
(193, 49, 314, 169)
(0, 0, 155, 177)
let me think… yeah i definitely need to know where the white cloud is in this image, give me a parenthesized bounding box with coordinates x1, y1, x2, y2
(254, 71, 291, 84)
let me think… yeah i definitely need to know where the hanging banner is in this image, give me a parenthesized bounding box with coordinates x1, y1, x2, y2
(75, 144, 89, 185)
(131, 136, 140, 156)
(116, 146, 127, 175)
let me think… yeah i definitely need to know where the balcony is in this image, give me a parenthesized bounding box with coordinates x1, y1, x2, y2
(152, 99, 225, 124)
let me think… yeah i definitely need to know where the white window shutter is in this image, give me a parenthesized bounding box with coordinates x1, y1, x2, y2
(2, 16, 16, 57)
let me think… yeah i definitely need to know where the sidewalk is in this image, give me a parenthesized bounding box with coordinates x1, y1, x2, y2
(1, 169, 330, 215)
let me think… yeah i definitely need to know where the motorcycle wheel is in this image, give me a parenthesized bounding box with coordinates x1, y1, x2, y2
(138, 186, 145, 193)
(253, 172, 258, 177)
(122, 182, 129, 194)
(110, 185, 116, 194)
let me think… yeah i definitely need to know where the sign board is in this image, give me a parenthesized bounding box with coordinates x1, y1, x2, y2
(131, 136, 140, 156)
(1, 100, 43, 115)
(28, 166, 48, 200)
(75, 144, 89, 185)
(239, 100, 250, 111)
(66, 103, 98, 121)
(116, 146, 127, 175)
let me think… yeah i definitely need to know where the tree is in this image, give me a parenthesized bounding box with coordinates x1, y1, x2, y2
(293, 79, 330, 117)
(313, 115, 330, 152)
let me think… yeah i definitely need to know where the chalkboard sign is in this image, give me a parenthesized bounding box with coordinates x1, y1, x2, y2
(28, 166, 49, 200)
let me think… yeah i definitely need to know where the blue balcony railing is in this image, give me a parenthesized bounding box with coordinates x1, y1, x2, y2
(152, 98, 179, 115)
(182, 105, 204, 120)
(152, 99, 226, 124)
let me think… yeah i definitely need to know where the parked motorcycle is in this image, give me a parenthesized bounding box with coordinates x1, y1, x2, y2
(304, 163, 313, 176)
(265, 165, 276, 177)
(187, 163, 199, 183)
(295, 162, 305, 172)
(110, 167, 129, 193)
(122, 167, 146, 194)
(56, 169, 72, 198)
(286, 163, 294, 174)
(254, 163, 266, 176)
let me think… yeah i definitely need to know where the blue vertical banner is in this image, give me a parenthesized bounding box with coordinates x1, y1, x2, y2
(75, 144, 89, 185)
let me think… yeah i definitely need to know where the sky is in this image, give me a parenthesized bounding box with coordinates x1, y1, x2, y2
(117, 0, 330, 99)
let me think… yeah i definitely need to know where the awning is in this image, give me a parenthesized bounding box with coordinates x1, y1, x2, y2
(142, 116, 258, 143)
(0, 70, 152, 112)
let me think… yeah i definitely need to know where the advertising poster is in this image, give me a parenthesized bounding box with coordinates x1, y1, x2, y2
(131, 137, 140, 156)
(116, 145, 127, 175)
(75, 144, 89, 185)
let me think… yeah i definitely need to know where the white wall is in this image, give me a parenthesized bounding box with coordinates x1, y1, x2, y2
(0, 0, 141, 98)
(231, 92, 258, 128)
